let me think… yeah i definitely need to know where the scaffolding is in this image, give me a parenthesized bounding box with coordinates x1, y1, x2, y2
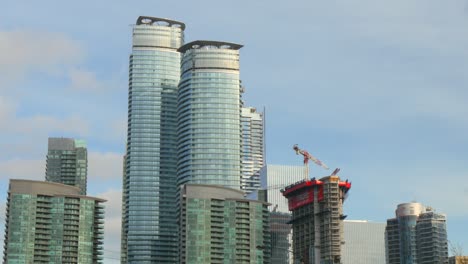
(283, 176, 350, 264)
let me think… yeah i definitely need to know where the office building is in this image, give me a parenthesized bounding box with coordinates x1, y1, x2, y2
(2, 179, 105, 264)
(177, 40, 243, 189)
(240, 107, 264, 196)
(385, 203, 448, 264)
(269, 212, 292, 264)
(282, 175, 351, 264)
(342, 220, 386, 264)
(249, 165, 305, 264)
(178, 184, 270, 264)
(46, 137, 87, 194)
(258, 165, 305, 212)
(121, 16, 185, 263)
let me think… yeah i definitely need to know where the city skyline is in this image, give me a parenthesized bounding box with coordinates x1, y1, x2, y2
(1, 0, 468, 262)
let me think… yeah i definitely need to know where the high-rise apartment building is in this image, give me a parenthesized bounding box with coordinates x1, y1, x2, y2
(240, 107, 264, 196)
(416, 211, 448, 264)
(282, 175, 351, 264)
(177, 40, 243, 189)
(46, 137, 87, 194)
(178, 184, 271, 264)
(2, 179, 105, 264)
(385, 203, 448, 264)
(342, 220, 386, 264)
(121, 16, 185, 263)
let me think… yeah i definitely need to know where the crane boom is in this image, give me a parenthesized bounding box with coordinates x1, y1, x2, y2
(293, 144, 329, 180)
(293, 144, 329, 169)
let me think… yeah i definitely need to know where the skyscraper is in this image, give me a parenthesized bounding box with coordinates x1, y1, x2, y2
(258, 165, 305, 213)
(3, 179, 105, 264)
(241, 107, 264, 196)
(178, 184, 270, 264)
(177, 40, 243, 189)
(385, 203, 448, 264)
(416, 211, 448, 264)
(342, 220, 386, 264)
(175, 40, 271, 263)
(250, 165, 306, 264)
(121, 16, 185, 263)
(282, 175, 351, 264)
(46, 137, 87, 194)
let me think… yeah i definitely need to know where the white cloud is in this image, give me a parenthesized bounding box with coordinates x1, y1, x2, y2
(96, 189, 122, 261)
(0, 97, 17, 123)
(0, 95, 90, 139)
(68, 68, 107, 91)
(88, 152, 124, 180)
(0, 159, 45, 181)
(16, 114, 90, 136)
(0, 30, 84, 79)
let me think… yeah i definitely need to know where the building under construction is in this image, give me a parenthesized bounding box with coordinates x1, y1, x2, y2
(282, 175, 351, 264)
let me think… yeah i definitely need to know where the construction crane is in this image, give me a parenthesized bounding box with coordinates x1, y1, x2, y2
(293, 144, 329, 180)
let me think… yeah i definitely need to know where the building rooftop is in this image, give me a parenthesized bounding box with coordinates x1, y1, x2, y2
(136, 16, 185, 30)
(178, 40, 243, 53)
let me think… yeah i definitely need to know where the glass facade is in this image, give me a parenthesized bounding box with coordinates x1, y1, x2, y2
(46, 138, 87, 195)
(179, 184, 270, 264)
(270, 212, 292, 264)
(416, 212, 448, 264)
(177, 41, 243, 189)
(2, 180, 105, 264)
(385, 203, 448, 264)
(121, 17, 185, 263)
(252, 165, 307, 264)
(342, 220, 386, 264)
(240, 107, 264, 196)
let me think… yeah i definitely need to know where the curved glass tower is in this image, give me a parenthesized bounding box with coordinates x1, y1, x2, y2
(122, 16, 184, 263)
(177, 41, 243, 189)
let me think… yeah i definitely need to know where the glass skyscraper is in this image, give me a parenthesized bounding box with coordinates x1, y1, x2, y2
(121, 16, 185, 263)
(251, 165, 310, 264)
(385, 203, 448, 264)
(241, 107, 264, 196)
(177, 40, 243, 189)
(46, 137, 87, 195)
(2, 179, 105, 264)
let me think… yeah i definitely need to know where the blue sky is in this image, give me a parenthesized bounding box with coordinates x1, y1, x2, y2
(1, 0, 468, 262)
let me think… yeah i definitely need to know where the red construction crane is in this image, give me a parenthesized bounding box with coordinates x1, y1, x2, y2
(293, 144, 329, 180)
